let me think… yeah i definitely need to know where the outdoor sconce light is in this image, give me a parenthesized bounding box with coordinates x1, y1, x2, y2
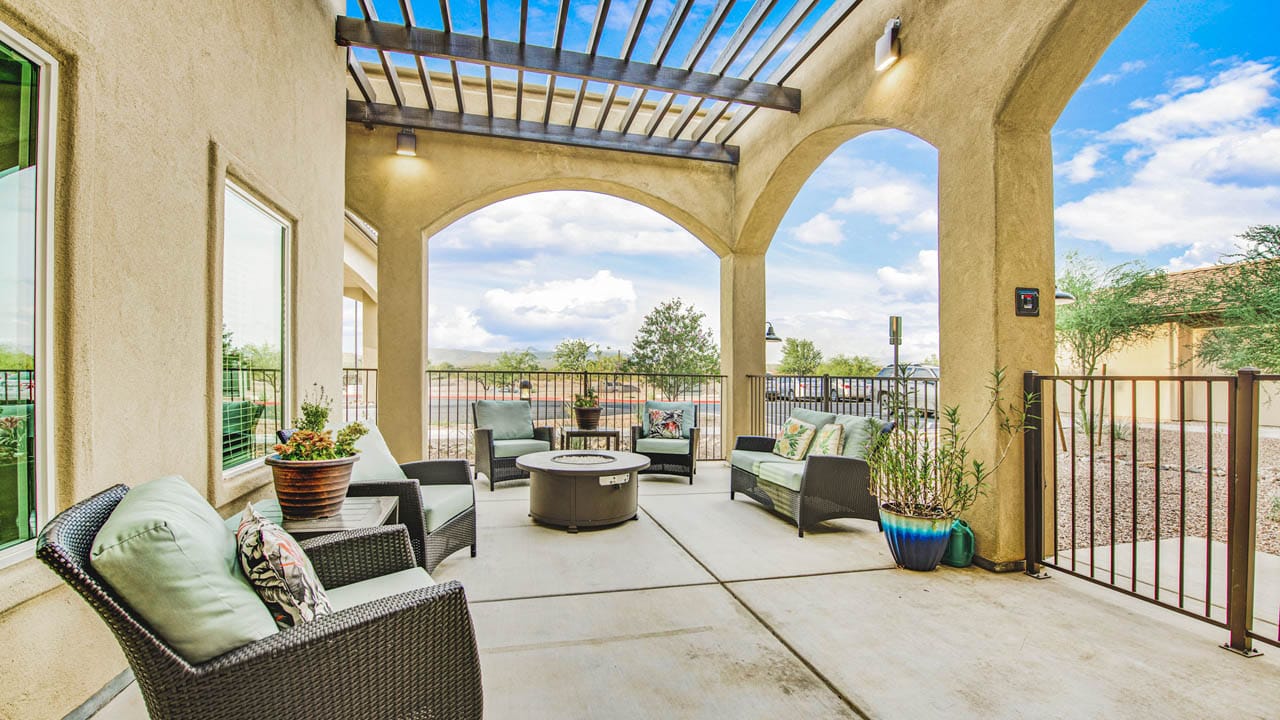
(519, 379, 532, 401)
(395, 129, 418, 156)
(1055, 289, 1076, 305)
(875, 18, 901, 72)
(765, 322, 782, 343)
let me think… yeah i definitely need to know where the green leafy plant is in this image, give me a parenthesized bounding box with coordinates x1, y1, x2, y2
(867, 368, 1034, 519)
(272, 386, 368, 461)
(573, 387, 599, 408)
(0, 416, 25, 463)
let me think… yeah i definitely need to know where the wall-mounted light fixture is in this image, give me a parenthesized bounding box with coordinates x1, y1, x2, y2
(875, 18, 901, 72)
(1055, 289, 1076, 305)
(765, 322, 782, 343)
(395, 129, 418, 157)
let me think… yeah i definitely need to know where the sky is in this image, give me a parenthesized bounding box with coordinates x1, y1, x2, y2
(338, 0, 1280, 368)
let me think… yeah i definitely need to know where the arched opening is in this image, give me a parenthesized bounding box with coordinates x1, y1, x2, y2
(762, 129, 939, 429)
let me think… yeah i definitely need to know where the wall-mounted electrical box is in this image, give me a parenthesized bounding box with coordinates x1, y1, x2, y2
(1015, 287, 1040, 317)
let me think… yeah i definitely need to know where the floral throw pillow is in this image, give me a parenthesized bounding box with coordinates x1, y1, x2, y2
(812, 423, 844, 455)
(647, 409, 685, 439)
(773, 418, 817, 460)
(236, 504, 333, 629)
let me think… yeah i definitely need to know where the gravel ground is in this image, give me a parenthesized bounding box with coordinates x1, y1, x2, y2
(1052, 424, 1280, 555)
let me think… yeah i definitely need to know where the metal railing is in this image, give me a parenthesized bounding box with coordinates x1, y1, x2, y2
(221, 366, 283, 468)
(342, 367, 378, 422)
(745, 374, 940, 441)
(1024, 369, 1275, 655)
(425, 370, 725, 462)
(0, 369, 34, 404)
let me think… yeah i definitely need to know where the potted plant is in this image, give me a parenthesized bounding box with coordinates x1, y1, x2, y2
(0, 412, 29, 544)
(572, 387, 601, 430)
(866, 368, 1032, 571)
(265, 387, 368, 520)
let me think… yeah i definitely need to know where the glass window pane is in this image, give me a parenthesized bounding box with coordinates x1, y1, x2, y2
(0, 39, 39, 549)
(221, 185, 286, 471)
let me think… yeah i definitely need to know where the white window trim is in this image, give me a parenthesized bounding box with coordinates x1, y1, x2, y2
(221, 180, 292, 478)
(0, 20, 58, 569)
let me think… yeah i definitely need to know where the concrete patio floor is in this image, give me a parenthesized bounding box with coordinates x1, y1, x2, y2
(94, 463, 1280, 719)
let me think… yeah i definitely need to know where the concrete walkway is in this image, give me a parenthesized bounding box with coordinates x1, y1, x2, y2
(95, 464, 1280, 719)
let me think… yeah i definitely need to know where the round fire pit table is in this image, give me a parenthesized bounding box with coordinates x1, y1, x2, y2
(516, 450, 650, 533)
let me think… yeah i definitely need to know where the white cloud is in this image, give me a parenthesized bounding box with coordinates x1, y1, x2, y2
(789, 212, 845, 245)
(434, 191, 707, 256)
(1055, 145, 1104, 184)
(429, 305, 506, 351)
(830, 161, 937, 234)
(1106, 61, 1277, 144)
(481, 270, 637, 334)
(876, 250, 938, 300)
(1088, 60, 1148, 87)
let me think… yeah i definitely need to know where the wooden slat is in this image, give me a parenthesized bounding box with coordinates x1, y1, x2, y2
(595, 0, 654, 131)
(642, 0, 738, 137)
(617, 0, 695, 133)
(347, 49, 376, 104)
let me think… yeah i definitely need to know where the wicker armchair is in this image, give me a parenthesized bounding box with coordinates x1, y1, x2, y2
(730, 429, 888, 537)
(37, 485, 484, 720)
(472, 401, 556, 491)
(630, 401, 699, 484)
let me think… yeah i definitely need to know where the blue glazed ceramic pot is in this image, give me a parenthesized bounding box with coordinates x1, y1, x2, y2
(879, 505, 954, 571)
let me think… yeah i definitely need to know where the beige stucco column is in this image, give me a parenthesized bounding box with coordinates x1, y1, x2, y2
(720, 252, 767, 455)
(362, 298, 380, 369)
(938, 125, 1056, 569)
(375, 218, 429, 460)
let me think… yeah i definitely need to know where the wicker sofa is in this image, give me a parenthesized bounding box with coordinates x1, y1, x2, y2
(37, 482, 484, 720)
(630, 401, 699, 484)
(472, 400, 556, 490)
(730, 409, 890, 537)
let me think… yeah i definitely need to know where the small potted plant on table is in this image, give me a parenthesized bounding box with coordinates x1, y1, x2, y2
(572, 387, 601, 430)
(266, 387, 368, 520)
(867, 368, 1033, 571)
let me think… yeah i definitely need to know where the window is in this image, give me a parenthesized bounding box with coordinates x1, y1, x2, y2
(221, 182, 288, 472)
(0, 27, 53, 556)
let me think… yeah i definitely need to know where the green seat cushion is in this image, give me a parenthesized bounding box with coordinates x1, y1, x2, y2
(348, 423, 408, 482)
(643, 401, 696, 437)
(789, 408, 836, 431)
(474, 400, 535, 440)
(833, 415, 887, 460)
(91, 476, 278, 663)
(493, 438, 551, 458)
(419, 484, 474, 532)
(635, 437, 690, 455)
(326, 567, 435, 612)
(730, 449, 780, 475)
(222, 400, 264, 436)
(757, 461, 805, 492)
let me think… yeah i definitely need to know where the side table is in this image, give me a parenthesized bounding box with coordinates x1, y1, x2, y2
(251, 495, 399, 540)
(562, 427, 622, 451)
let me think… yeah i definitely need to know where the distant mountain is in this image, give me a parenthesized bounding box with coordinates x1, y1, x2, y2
(429, 348, 557, 369)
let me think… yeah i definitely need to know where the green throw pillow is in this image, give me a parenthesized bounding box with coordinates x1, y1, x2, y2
(773, 418, 816, 460)
(812, 423, 844, 455)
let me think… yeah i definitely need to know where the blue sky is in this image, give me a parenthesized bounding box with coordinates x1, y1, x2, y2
(342, 1, 1280, 366)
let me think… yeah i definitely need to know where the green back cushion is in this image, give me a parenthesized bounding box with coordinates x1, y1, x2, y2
(789, 408, 836, 431)
(221, 401, 263, 436)
(643, 402, 696, 437)
(348, 423, 408, 481)
(834, 415, 887, 460)
(474, 400, 535, 440)
(90, 476, 278, 663)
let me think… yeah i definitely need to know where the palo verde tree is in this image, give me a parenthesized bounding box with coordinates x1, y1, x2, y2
(778, 338, 823, 375)
(819, 353, 879, 377)
(1194, 225, 1280, 372)
(626, 298, 720, 399)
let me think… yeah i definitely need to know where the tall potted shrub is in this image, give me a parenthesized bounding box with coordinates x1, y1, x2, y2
(266, 388, 368, 520)
(866, 368, 1033, 571)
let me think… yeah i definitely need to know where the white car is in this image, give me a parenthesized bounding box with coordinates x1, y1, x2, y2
(875, 365, 940, 416)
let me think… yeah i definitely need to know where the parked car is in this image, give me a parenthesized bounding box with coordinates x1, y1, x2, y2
(599, 380, 639, 394)
(875, 364, 940, 416)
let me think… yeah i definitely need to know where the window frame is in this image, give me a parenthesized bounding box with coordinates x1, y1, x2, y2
(0, 20, 58, 568)
(219, 179, 292, 480)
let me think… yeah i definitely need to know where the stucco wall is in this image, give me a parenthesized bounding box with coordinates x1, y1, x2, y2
(0, 0, 346, 717)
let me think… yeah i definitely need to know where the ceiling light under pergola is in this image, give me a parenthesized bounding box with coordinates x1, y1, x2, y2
(395, 129, 417, 157)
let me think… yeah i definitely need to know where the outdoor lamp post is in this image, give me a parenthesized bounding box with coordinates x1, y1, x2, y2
(519, 379, 532, 402)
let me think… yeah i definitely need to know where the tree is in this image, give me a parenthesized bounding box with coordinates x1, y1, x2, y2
(0, 344, 33, 370)
(626, 298, 720, 399)
(1195, 225, 1280, 372)
(778, 338, 822, 375)
(477, 348, 540, 390)
(819, 354, 879, 377)
(553, 339, 595, 372)
(1056, 252, 1169, 377)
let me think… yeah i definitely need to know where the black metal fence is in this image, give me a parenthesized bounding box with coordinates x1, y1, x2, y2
(0, 369, 34, 404)
(425, 370, 725, 462)
(1023, 370, 1277, 655)
(342, 367, 378, 423)
(745, 373, 940, 441)
(220, 366, 283, 469)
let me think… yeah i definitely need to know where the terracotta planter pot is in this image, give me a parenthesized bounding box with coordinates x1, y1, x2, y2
(265, 454, 359, 520)
(573, 406, 601, 430)
(879, 504, 954, 571)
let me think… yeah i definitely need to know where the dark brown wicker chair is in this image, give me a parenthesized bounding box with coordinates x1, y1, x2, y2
(730, 425, 891, 537)
(37, 484, 484, 720)
(630, 402, 699, 484)
(471, 402, 556, 491)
